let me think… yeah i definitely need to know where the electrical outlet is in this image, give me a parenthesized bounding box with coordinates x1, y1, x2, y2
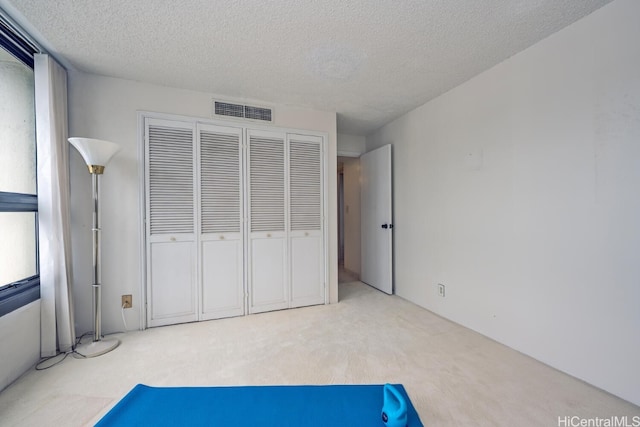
(122, 294, 132, 309)
(437, 284, 445, 297)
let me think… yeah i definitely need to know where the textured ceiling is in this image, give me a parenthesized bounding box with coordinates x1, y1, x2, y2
(4, 0, 613, 135)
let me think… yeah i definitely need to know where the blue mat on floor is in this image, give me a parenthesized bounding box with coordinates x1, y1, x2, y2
(96, 383, 423, 426)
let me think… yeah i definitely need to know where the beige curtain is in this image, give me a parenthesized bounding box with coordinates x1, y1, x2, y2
(35, 53, 76, 356)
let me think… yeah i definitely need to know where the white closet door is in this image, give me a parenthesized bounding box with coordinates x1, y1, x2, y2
(199, 124, 245, 320)
(288, 134, 325, 308)
(146, 118, 197, 327)
(247, 129, 288, 314)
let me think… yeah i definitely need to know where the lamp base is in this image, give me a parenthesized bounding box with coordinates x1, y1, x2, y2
(74, 338, 120, 358)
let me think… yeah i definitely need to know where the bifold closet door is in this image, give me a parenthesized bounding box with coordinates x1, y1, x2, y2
(145, 117, 327, 326)
(247, 130, 288, 314)
(288, 135, 325, 308)
(146, 119, 197, 327)
(199, 124, 245, 320)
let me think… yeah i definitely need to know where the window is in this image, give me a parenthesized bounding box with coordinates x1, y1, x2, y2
(0, 21, 39, 316)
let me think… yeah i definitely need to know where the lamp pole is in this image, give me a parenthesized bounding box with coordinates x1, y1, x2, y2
(69, 138, 120, 358)
(91, 170, 102, 342)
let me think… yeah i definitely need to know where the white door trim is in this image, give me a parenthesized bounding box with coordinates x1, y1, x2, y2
(138, 111, 329, 329)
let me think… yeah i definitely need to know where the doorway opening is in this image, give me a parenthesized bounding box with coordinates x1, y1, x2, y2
(337, 156, 360, 284)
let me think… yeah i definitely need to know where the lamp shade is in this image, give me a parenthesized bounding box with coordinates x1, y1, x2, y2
(69, 137, 120, 169)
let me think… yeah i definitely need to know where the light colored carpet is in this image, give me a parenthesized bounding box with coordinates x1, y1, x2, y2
(0, 281, 638, 426)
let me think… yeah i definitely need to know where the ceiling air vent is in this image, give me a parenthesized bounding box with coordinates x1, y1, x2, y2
(213, 100, 273, 122)
(214, 101, 244, 118)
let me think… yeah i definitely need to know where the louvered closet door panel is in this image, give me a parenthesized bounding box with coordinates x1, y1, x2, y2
(249, 135, 285, 232)
(200, 127, 241, 234)
(145, 118, 197, 327)
(148, 125, 195, 235)
(199, 124, 245, 320)
(288, 135, 325, 308)
(247, 130, 288, 314)
(290, 138, 322, 232)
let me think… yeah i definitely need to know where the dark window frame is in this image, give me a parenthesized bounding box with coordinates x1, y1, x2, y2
(0, 16, 40, 317)
(0, 276, 40, 316)
(0, 191, 38, 211)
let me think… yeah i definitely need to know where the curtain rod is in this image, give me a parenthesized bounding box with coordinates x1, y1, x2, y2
(0, 3, 73, 70)
(0, 6, 44, 54)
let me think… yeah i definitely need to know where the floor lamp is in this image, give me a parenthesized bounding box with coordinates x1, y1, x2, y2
(69, 137, 121, 358)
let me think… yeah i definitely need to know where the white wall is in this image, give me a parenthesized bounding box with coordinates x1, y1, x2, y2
(0, 301, 40, 391)
(342, 157, 361, 276)
(67, 72, 338, 334)
(337, 133, 366, 157)
(367, 0, 640, 406)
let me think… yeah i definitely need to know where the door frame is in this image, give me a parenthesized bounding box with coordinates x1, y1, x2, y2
(137, 111, 330, 329)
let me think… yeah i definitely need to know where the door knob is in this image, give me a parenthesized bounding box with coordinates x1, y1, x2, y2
(381, 224, 388, 229)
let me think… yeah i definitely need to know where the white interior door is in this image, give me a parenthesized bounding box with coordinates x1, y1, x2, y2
(146, 119, 198, 327)
(247, 130, 288, 313)
(288, 134, 325, 308)
(198, 124, 245, 320)
(360, 144, 393, 294)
